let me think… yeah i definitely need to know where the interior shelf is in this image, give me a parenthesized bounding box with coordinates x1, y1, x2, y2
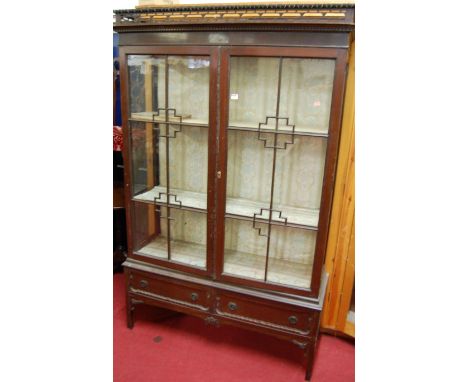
(138, 236, 312, 288)
(133, 185, 319, 229)
(138, 236, 206, 268)
(130, 112, 208, 127)
(224, 248, 312, 288)
(129, 112, 328, 137)
(228, 121, 329, 137)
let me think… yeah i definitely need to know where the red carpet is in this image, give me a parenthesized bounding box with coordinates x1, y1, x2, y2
(114, 273, 354, 382)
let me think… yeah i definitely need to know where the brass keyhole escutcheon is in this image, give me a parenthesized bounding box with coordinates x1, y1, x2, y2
(139, 279, 148, 288)
(217, 170, 222, 179)
(288, 316, 298, 325)
(191, 292, 199, 302)
(228, 302, 237, 311)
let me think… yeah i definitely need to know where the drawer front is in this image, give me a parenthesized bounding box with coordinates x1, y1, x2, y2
(215, 291, 313, 335)
(128, 270, 211, 311)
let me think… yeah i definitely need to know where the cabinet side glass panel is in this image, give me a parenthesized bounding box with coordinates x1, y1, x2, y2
(128, 55, 210, 270)
(223, 55, 335, 289)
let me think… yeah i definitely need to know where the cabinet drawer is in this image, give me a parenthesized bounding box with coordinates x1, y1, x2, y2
(128, 270, 211, 311)
(215, 292, 313, 334)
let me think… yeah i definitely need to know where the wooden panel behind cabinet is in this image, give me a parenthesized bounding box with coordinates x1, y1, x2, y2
(321, 40, 355, 337)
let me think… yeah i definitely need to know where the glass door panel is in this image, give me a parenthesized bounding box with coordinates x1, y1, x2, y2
(279, 58, 335, 134)
(266, 226, 317, 288)
(223, 218, 268, 280)
(128, 54, 210, 270)
(223, 55, 335, 289)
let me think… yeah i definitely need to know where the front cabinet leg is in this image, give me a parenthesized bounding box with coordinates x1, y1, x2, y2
(126, 297, 143, 329)
(126, 300, 134, 329)
(293, 339, 315, 381)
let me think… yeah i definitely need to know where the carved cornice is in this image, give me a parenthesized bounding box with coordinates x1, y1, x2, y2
(116, 3, 354, 14)
(114, 3, 354, 32)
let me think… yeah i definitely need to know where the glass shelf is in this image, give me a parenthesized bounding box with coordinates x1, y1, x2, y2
(133, 186, 319, 229)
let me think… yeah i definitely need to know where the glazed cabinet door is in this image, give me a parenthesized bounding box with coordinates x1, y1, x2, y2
(121, 46, 217, 276)
(217, 47, 347, 296)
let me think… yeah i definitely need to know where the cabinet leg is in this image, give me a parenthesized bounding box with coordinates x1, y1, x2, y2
(127, 295, 135, 329)
(126, 300, 134, 329)
(304, 339, 318, 381)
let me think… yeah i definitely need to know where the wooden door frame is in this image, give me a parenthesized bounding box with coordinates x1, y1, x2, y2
(119, 45, 219, 277)
(215, 45, 349, 298)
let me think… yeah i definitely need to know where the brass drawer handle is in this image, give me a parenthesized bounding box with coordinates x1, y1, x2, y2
(191, 292, 199, 302)
(288, 316, 298, 325)
(139, 279, 148, 288)
(228, 302, 238, 311)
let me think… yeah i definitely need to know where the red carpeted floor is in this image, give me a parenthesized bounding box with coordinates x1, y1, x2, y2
(114, 273, 354, 382)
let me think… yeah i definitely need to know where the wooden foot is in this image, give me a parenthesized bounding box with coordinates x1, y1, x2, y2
(126, 297, 143, 329)
(126, 300, 135, 329)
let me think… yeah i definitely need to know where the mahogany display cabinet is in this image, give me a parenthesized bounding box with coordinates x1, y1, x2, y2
(114, 3, 355, 380)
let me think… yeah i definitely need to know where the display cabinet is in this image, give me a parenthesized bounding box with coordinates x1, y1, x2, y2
(114, 3, 354, 380)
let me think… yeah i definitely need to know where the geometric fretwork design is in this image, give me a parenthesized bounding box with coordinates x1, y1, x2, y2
(154, 193, 182, 220)
(152, 108, 183, 138)
(253, 208, 288, 238)
(257, 116, 295, 150)
(154, 192, 182, 207)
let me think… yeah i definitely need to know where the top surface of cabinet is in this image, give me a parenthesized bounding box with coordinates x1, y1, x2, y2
(116, 4, 353, 299)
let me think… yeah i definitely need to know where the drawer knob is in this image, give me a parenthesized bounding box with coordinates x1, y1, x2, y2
(228, 302, 238, 311)
(139, 280, 148, 288)
(191, 292, 199, 302)
(288, 316, 298, 325)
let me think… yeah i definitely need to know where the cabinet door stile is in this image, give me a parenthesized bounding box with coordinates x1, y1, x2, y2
(215, 46, 231, 281)
(207, 47, 220, 278)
